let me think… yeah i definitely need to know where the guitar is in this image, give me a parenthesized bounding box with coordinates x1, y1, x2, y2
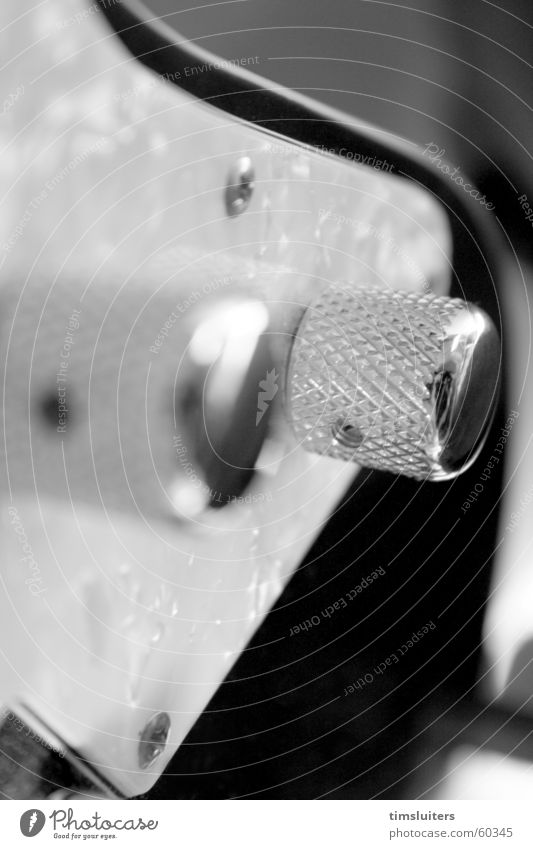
(1, 0, 521, 801)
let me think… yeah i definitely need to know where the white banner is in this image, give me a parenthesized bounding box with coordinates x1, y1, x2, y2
(1, 800, 533, 848)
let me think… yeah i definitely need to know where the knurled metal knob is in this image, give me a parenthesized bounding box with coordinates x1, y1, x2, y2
(286, 285, 500, 480)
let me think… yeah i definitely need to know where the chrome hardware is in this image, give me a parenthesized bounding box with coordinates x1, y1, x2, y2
(172, 297, 276, 516)
(225, 156, 255, 217)
(138, 713, 171, 770)
(286, 286, 500, 480)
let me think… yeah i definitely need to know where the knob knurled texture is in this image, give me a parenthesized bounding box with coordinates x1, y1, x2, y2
(287, 286, 465, 479)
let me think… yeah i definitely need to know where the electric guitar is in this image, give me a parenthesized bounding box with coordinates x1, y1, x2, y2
(1, 0, 527, 801)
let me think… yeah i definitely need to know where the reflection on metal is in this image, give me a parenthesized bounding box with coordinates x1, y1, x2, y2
(138, 712, 171, 770)
(172, 298, 275, 516)
(287, 287, 499, 480)
(225, 157, 255, 217)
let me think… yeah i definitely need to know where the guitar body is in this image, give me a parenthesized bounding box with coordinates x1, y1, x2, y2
(0, 0, 516, 800)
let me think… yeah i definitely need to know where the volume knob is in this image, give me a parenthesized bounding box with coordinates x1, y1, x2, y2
(286, 286, 500, 480)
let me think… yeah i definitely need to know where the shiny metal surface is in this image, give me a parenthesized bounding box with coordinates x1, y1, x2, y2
(138, 712, 171, 770)
(0, 0, 452, 796)
(173, 296, 277, 515)
(225, 156, 255, 218)
(286, 286, 499, 480)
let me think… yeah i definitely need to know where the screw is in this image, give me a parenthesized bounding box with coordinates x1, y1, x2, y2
(332, 418, 363, 450)
(138, 712, 171, 769)
(225, 156, 254, 217)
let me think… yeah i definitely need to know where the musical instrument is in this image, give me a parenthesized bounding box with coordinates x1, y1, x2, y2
(1, 0, 523, 800)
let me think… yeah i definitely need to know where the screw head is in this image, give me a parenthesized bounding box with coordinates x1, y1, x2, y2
(332, 418, 363, 450)
(225, 156, 254, 217)
(138, 712, 171, 769)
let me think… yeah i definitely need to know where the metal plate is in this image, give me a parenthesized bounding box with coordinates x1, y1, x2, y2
(0, 0, 451, 796)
